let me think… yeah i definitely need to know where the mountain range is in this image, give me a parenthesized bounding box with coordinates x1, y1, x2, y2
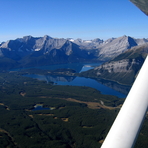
(0, 35, 148, 73)
(81, 43, 148, 85)
(0, 35, 93, 69)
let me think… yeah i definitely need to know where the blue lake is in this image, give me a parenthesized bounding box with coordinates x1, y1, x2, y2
(25, 74, 127, 98)
(23, 63, 130, 98)
(32, 106, 50, 111)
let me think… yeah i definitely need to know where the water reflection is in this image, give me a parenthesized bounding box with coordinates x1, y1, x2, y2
(96, 79, 131, 96)
(25, 74, 127, 98)
(22, 62, 129, 98)
(25, 74, 76, 83)
(32, 104, 50, 111)
(32, 104, 56, 111)
(45, 75, 76, 83)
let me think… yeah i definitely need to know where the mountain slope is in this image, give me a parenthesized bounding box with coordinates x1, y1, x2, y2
(70, 35, 148, 61)
(16, 39, 96, 67)
(0, 35, 98, 68)
(81, 43, 148, 85)
(0, 35, 148, 70)
(97, 36, 140, 61)
(69, 38, 104, 49)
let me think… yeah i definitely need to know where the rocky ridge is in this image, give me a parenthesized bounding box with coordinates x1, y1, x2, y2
(0, 35, 148, 70)
(83, 43, 148, 85)
(69, 35, 148, 61)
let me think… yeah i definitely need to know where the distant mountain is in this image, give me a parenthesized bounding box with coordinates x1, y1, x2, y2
(0, 35, 98, 69)
(0, 35, 66, 60)
(69, 35, 148, 61)
(68, 38, 104, 49)
(80, 43, 148, 85)
(19, 39, 95, 67)
(0, 35, 148, 70)
(96, 35, 148, 61)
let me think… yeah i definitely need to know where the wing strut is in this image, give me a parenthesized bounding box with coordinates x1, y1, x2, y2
(101, 55, 148, 148)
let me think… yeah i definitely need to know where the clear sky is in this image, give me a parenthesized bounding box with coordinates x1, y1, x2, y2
(0, 0, 148, 42)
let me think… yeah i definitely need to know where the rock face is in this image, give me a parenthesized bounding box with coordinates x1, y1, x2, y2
(0, 35, 148, 70)
(95, 59, 136, 74)
(69, 38, 104, 49)
(97, 36, 143, 61)
(0, 35, 67, 59)
(0, 35, 98, 69)
(21, 39, 94, 67)
(69, 35, 148, 61)
(82, 43, 148, 85)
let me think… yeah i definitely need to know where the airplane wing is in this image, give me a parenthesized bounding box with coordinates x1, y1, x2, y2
(130, 0, 148, 15)
(101, 56, 148, 148)
(101, 1, 148, 147)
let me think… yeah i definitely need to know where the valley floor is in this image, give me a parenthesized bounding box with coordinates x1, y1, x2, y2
(0, 72, 147, 148)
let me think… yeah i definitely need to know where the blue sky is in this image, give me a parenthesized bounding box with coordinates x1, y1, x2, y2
(0, 0, 148, 42)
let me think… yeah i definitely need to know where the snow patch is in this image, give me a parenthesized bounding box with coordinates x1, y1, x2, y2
(69, 39, 74, 42)
(18, 45, 24, 52)
(35, 48, 41, 51)
(84, 40, 92, 43)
